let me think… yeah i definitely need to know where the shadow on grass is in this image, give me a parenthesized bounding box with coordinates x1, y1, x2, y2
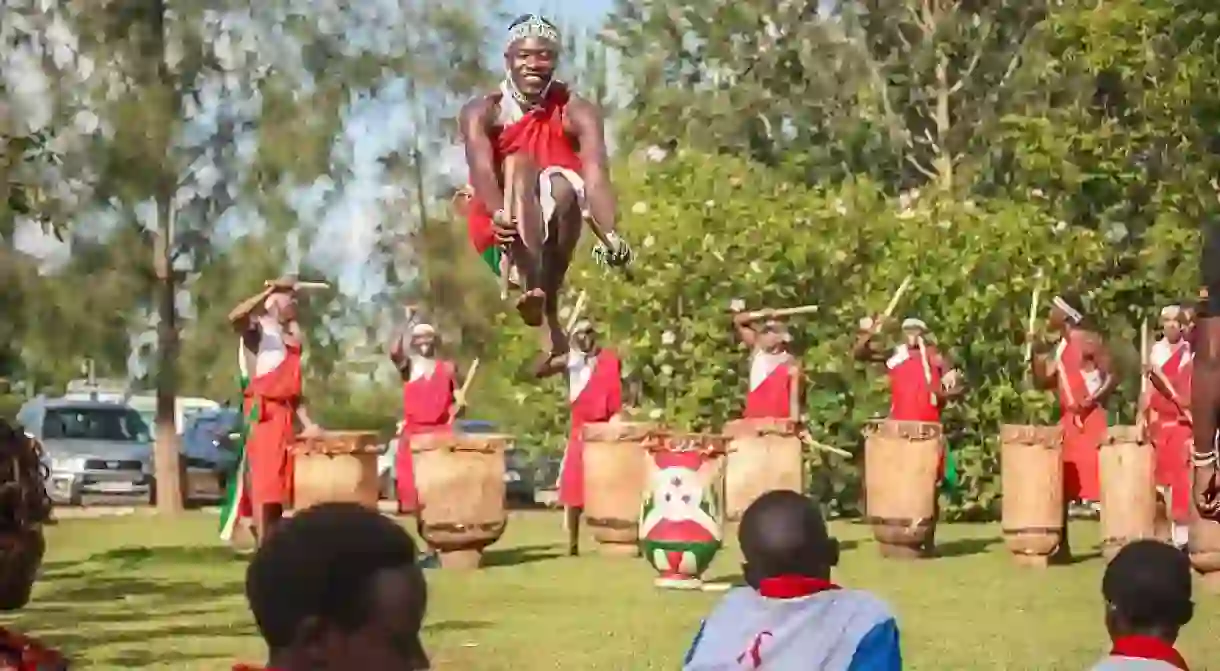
(425, 620, 491, 633)
(482, 543, 563, 567)
(935, 536, 1000, 558)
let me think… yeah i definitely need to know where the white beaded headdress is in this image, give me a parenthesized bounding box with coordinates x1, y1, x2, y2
(506, 14, 561, 51)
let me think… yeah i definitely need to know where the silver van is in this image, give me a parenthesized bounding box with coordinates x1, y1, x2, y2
(16, 397, 153, 505)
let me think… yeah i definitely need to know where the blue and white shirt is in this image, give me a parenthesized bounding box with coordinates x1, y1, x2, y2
(683, 576, 901, 671)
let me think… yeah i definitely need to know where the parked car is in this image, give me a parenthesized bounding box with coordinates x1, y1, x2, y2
(179, 408, 243, 502)
(16, 397, 153, 506)
(377, 420, 536, 505)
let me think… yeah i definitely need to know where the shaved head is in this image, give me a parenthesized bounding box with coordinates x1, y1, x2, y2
(739, 490, 838, 588)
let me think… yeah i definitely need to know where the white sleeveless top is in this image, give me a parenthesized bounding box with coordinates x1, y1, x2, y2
(254, 317, 287, 378)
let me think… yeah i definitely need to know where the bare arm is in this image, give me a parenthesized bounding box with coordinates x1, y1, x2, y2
(533, 353, 567, 379)
(295, 400, 319, 431)
(938, 354, 966, 400)
(227, 287, 273, 333)
(852, 331, 888, 364)
(789, 362, 802, 420)
(733, 312, 759, 349)
(570, 97, 616, 232)
(459, 98, 504, 217)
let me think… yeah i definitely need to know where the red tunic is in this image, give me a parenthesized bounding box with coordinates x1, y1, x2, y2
(559, 349, 622, 508)
(1057, 329, 1107, 501)
(466, 86, 583, 258)
(245, 344, 301, 510)
(395, 360, 457, 514)
(886, 343, 943, 423)
(0, 628, 66, 670)
(1149, 340, 1192, 522)
(743, 352, 794, 419)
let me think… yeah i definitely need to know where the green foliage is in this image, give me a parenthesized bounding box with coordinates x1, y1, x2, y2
(468, 150, 1199, 518)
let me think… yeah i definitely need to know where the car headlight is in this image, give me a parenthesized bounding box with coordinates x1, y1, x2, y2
(49, 457, 85, 473)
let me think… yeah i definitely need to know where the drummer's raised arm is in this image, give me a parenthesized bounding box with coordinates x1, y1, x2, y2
(533, 352, 567, 379)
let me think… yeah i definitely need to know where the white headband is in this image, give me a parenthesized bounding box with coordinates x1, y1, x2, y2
(507, 15, 561, 51)
(901, 318, 927, 332)
(1161, 305, 1183, 321)
(1052, 296, 1083, 324)
(410, 323, 435, 337)
(571, 319, 593, 334)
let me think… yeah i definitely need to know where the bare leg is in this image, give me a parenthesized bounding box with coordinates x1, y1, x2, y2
(504, 155, 545, 326)
(539, 173, 583, 354)
(565, 505, 581, 556)
(257, 503, 284, 547)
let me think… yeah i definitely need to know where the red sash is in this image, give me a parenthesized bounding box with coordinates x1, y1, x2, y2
(0, 628, 66, 671)
(466, 86, 583, 254)
(1058, 329, 1106, 501)
(245, 344, 302, 509)
(560, 349, 622, 508)
(744, 356, 793, 419)
(395, 361, 457, 514)
(887, 344, 942, 422)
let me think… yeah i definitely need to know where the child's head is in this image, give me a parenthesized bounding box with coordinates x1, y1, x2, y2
(0, 420, 52, 611)
(1103, 540, 1193, 642)
(739, 491, 839, 589)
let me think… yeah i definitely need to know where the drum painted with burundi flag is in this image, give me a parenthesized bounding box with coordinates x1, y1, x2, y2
(638, 432, 729, 590)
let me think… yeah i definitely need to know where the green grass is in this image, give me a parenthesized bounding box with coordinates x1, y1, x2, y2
(3, 511, 1218, 670)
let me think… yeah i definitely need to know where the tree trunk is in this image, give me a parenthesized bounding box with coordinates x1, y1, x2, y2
(151, 0, 183, 513)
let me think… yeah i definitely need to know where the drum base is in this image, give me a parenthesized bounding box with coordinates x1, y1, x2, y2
(596, 543, 639, 558)
(655, 575, 703, 590)
(879, 543, 927, 560)
(1011, 553, 1051, 569)
(438, 549, 482, 571)
(1200, 571, 1220, 595)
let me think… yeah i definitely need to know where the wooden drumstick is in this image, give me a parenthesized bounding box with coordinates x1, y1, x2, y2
(565, 290, 588, 333)
(1024, 270, 1043, 363)
(743, 304, 819, 320)
(796, 429, 852, 458)
(500, 162, 518, 300)
(451, 358, 480, 416)
(872, 275, 912, 333)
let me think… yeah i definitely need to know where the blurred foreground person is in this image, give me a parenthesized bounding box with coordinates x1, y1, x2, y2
(683, 491, 900, 670)
(236, 503, 429, 671)
(0, 420, 67, 671)
(1090, 540, 1192, 670)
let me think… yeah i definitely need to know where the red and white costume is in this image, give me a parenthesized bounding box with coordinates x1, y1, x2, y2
(558, 347, 622, 508)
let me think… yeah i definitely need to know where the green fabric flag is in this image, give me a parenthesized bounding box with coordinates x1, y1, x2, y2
(940, 446, 960, 494)
(219, 344, 258, 542)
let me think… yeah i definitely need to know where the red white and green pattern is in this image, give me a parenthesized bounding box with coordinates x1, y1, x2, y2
(639, 442, 724, 589)
(218, 340, 256, 542)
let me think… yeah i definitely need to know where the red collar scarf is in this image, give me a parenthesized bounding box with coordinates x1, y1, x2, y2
(1110, 635, 1189, 670)
(757, 575, 840, 599)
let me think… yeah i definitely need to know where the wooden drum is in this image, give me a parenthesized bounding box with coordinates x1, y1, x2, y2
(1000, 425, 1064, 567)
(864, 420, 942, 559)
(1099, 426, 1157, 560)
(639, 432, 729, 590)
(412, 432, 509, 570)
(582, 421, 654, 557)
(723, 418, 804, 522)
(291, 431, 382, 511)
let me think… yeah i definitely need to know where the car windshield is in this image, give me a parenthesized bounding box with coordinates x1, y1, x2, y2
(184, 411, 240, 444)
(43, 407, 151, 442)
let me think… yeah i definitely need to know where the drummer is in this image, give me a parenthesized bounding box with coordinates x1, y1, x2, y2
(534, 318, 622, 555)
(730, 307, 801, 421)
(389, 307, 466, 567)
(227, 278, 325, 546)
(852, 316, 964, 556)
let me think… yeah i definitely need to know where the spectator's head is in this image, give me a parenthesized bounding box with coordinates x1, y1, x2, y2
(245, 503, 429, 671)
(1102, 540, 1193, 643)
(0, 420, 52, 611)
(738, 491, 839, 589)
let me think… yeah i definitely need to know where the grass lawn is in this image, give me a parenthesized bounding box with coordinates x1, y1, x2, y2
(3, 510, 1218, 670)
